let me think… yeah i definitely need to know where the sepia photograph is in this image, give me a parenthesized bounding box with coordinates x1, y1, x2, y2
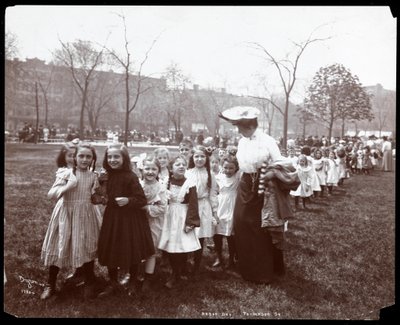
(3, 5, 396, 320)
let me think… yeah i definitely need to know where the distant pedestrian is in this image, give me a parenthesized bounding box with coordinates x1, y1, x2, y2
(197, 131, 204, 145)
(43, 126, 50, 143)
(381, 136, 393, 172)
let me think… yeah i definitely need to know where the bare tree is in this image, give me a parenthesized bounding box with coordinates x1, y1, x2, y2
(206, 90, 231, 136)
(107, 13, 159, 145)
(32, 66, 54, 127)
(372, 88, 395, 137)
(296, 104, 315, 139)
(248, 32, 330, 148)
(248, 94, 282, 135)
(5, 31, 19, 60)
(162, 62, 191, 134)
(86, 71, 122, 133)
(53, 39, 105, 139)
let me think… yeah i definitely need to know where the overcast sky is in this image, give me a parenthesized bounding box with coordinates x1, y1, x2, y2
(5, 5, 396, 103)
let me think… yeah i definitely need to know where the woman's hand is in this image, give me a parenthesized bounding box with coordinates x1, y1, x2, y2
(115, 197, 129, 207)
(212, 211, 219, 225)
(184, 225, 195, 233)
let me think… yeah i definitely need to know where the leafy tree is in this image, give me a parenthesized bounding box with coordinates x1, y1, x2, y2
(304, 63, 373, 142)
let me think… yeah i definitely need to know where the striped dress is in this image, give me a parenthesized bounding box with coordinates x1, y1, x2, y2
(41, 168, 103, 268)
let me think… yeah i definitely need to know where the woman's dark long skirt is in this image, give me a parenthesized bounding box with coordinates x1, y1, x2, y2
(233, 173, 281, 284)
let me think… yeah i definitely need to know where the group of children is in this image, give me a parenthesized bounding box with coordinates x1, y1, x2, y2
(40, 139, 241, 300)
(40, 136, 377, 300)
(286, 140, 377, 210)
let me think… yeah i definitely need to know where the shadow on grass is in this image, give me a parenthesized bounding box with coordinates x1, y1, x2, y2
(273, 268, 341, 304)
(303, 207, 326, 214)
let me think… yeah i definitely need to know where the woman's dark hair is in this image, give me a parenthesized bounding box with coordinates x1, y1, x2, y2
(235, 118, 258, 129)
(301, 145, 311, 156)
(56, 142, 76, 168)
(103, 144, 132, 172)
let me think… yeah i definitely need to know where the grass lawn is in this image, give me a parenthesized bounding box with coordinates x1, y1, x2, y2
(3, 143, 395, 319)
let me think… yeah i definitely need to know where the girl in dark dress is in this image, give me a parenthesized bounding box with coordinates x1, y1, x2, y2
(97, 144, 154, 297)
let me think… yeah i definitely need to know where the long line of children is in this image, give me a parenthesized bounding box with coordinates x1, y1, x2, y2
(40, 140, 241, 300)
(287, 141, 376, 210)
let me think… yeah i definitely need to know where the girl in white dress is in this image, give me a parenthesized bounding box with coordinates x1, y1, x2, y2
(213, 155, 240, 269)
(139, 156, 167, 290)
(290, 154, 313, 209)
(312, 149, 327, 198)
(186, 146, 219, 273)
(301, 146, 321, 197)
(158, 156, 201, 288)
(326, 150, 339, 194)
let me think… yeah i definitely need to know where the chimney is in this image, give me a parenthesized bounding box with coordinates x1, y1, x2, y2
(221, 88, 226, 93)
(193, 84, 199, 92)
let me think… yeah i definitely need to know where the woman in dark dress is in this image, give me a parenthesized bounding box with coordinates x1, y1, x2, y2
(219, 106, 285, 284)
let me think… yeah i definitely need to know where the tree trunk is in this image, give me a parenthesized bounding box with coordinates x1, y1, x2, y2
(35, 82, 39, 144)
(341, 118, 345, 138)
(283, 98, 289, 149)
(79, 91, 86, 140)
(124, 110, 129, 145)
(124, 70, 130, 146)
(44, 96, 48, 127)
(328, 120, 334, 145)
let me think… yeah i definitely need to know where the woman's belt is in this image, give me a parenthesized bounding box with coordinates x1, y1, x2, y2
(242, 170, 260, 192)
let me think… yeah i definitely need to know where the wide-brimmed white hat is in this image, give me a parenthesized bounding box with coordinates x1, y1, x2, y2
(219, 106, 260, 123)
